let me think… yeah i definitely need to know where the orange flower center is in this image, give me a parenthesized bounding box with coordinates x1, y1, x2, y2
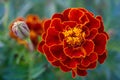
(63, 27, 85, 46)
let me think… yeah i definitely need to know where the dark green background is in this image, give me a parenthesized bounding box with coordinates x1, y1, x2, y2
(0, 0, 120, 80)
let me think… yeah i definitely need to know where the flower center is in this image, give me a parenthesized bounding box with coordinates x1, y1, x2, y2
(63, 27, 85, 46)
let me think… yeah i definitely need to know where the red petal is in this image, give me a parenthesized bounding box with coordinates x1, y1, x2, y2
(79, 8, 88, 13)
(44, 20, 51, 32)
(87, 61, 97, 69)
(93, 33, 107, 55)
(43, 45, 56, 62)
(69, 8, 84, 22)
(32, 22, 42, 32)
(98, 50, 107, 64)
(61, 58, 78, 68)
(46, 28, 61, 46)
(64, 47, 85, 58)
(96, 16, 104, 32)
(72, 70, 76, 78)
(63, 40, 69, 48)
(50, 18, 63, 31)
(51, 60, 61, 67)
(86, 13, 100, 30)
(103, 32, 109, 40)
(63, 21, 77, 29)
(42, 32, 46, 40)
(77, 68, 87, 76)
(78, 61, 97, 70)
(78, 64, 87, 70)
(82, 40, 94, 56)
(79, 8, 94, 16)
(82, 26, 90, 37)
(75, 58, 82, 65)
(81, 59, 90, 67)
(80, 15, 89, 25)
(59, 32, 64, 41)
(52, 13, 64, 21)
(37, 41, 45, 53)
(89, 52, 98, 62)
(86, 29, 98, 40)
(50, 44, 67, 61)
(81, 52, 98, 67)
(60, 63, 71, 72)
(63, 8, 71, 21)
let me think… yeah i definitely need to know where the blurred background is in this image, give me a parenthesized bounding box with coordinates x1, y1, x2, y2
(0, 0, 120, 80)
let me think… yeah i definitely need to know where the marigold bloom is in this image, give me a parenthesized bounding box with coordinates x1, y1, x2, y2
(38, 8, 109, 78)
(9, 14, 43, 49)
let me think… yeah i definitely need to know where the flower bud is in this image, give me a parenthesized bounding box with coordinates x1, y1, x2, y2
(12, 21, 30, 40)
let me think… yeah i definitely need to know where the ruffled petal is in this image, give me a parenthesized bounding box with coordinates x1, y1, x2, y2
(80, 15, 89, 25)
(82, 26, 90, 37)
(60, 63, 71, 72)
(89, 52, 98, 62)
(42, 32, 46, 40)
(72, 69, 76, 78)
(98, 50, 107, 64)
(51, 60, 61, 67)
(50, 44, 67, 61)
(82, 40, 94, 56)
(44, 20, 51, 32)
(63, 21, 77, 29)
(63, 8, 71, 21)
(59, 32, 64, 41)
(86, 13, 100, 30)
(46, 28, 61, 46)
(77, 68, 87, 76)
(50, 18, 63, 31)
(86, 28, 98, 40)
(61, 58, 78, 68)
(64, 47, 85, 58)
(69, 8, 84, 22)
(52, 13, 64, 21)
(78, 64, 87, 70)
(93, 33, 107, 55)
(103, 32, 109, 40)
(81, 52, 98, 67)
(87, 61, 97, 69)
(43, 45, 56, 62)
(96, 16, 104, 32)
(78, 8, 88, 13)
(37, 41, 45, 53)
(31, 22, 42, 34)
(79, 8, 94, 16)
(78, 61, 97, 70)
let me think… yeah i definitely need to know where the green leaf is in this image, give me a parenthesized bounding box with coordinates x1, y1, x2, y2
(31, 64, 47, 79)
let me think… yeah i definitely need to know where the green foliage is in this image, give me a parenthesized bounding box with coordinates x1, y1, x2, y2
(0, 0, 120, 80)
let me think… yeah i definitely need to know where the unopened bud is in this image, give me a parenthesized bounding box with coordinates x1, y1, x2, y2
(12, 21, 30, 39)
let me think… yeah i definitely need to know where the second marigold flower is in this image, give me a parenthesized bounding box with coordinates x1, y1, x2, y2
(9, 15, 43, 50)
(38, 8, 109, 78)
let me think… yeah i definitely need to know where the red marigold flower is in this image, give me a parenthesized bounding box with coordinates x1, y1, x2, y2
(9, 14, 43, 50)
(38, 8, 109, 78)
(26, 14, 43, 49)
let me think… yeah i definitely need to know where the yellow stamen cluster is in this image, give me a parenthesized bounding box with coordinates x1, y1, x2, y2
(63, 27, 85, 46)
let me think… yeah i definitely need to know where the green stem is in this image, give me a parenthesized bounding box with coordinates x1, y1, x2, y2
(28, 52, 34, 80)
(25, 38, 35, 80)
(26, 38, 34, 52)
